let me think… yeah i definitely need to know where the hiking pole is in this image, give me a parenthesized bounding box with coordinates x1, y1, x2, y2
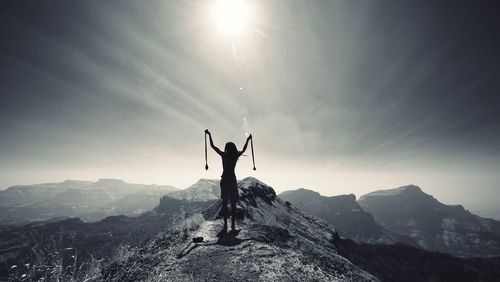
(204, 131, 209, 170)
(250, 137, 256, 170)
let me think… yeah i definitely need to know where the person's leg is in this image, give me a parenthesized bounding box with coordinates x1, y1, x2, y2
(222, 199, 228, 229)
(231, 200, 236, 230)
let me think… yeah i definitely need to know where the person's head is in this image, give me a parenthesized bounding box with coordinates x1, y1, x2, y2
(224, 142, 238, 158)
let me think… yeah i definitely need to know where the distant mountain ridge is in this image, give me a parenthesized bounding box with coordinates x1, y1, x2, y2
(167, 179, 220, 201)
(0, 179, 178, 225)
(358, 185, 500, 257)
(279, 188, 415, 245)
(3, 178, 500, 259)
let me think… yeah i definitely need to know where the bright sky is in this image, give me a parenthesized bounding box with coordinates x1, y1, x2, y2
(1, 0, 499, 215)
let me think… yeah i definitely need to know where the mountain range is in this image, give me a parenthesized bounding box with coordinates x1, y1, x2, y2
(0, 179, 178, 225)
(1, 178, 500, 281)
(280, 185, 500, 257)
(279, 189, 415, 246)
(358, 185, 500, 257)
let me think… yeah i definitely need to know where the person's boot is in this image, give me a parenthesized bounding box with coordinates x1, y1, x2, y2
(229, 217, 240, 236)
(217, 221, 228, 237)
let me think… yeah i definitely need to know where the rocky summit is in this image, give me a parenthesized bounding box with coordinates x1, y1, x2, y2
(102, 177, 377, 281)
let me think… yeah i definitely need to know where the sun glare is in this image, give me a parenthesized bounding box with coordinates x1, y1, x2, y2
(212, 0, 254, 37)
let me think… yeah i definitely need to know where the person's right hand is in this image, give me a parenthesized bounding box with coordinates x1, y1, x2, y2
(205, 129, 210, 134)
(248, 134, 252, 139)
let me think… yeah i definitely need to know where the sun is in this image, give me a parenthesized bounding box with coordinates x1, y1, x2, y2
(212, 0, 254, 37)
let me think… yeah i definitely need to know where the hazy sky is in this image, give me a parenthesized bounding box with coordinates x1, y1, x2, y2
(1, 1, 499, 214)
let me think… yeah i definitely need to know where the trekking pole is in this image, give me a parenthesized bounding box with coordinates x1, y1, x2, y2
(204, 131, 209, 170)
(251, 137, 256, 170)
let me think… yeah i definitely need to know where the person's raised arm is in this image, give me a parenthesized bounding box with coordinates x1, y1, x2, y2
(238, 134, 252, 157)
(205, 129, 223, 156)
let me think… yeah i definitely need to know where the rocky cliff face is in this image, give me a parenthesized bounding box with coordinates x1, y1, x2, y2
(358, 185, 500, 257)
(279, 188, 412, 245)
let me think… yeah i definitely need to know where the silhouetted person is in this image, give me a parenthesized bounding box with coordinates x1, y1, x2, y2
(205, 129, 252, 232)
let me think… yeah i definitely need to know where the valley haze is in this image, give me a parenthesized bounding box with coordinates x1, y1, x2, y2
(2, 177, 498, 221)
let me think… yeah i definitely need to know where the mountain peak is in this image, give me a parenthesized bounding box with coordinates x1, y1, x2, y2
(167, 178, 220, 202)
(401, 184, 422, 192)
(337, 193, 357, 202)
(359, 184, 424, 201)
(62, 180, 91, 185)
(238, 176, 267, 187)
(95, 178, 127, 185)
(193, 178, 218, 184)
(188, 178, 219, 190)
(280, 188, 321, 198)
(239, 177, 277, 206)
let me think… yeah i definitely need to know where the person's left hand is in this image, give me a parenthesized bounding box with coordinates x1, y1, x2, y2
(248, 134, 252, 139)
(205, 129, 210, 134)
